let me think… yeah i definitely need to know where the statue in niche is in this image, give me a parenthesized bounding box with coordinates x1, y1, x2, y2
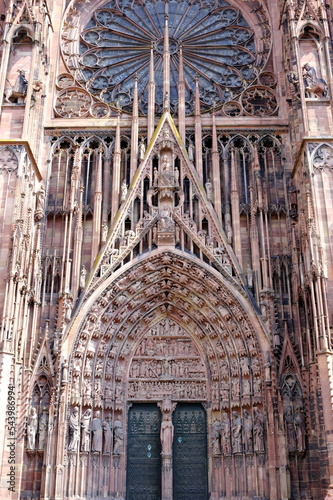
(68, 407, 80, 452)
(302, 63, 327, 98)
(253, 407, 265, 453)
(81, 409, 92, 452)
(159, 155, 173, 186)
(188, 140, 195, 162)
(139, 139, 146, 160)
(103, 417, 112, 453)
(220, 412, 231, 454)
(243, 410, 253, 453)
(27, 407, 38, 450)
(160, 414, 174, 456)
(294, 406, 306, 453)
(10, 70, 28, 102)
(174, 166, 180, 186)
(246, 263, 253, 288)
(80, 265, 87, 289)
(159, 205, 174, 232)
(113, 417, 124, 455)
(101, 220, 108, 243)
(212, 418, 221, 455)
(284, 405, 296, 453)
(205, 179, 213, 202)
(120, 180, 127, 202)
(38, 409, 48, 450)
(91, 411, 103, 452)
(232, 411, 242, 453)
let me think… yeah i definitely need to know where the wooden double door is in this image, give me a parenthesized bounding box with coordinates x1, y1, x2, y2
(126, 403, 208, 500)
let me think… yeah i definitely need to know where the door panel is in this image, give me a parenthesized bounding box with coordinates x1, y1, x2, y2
(173, 404, 208, 500)
(126, 404, 162, 500)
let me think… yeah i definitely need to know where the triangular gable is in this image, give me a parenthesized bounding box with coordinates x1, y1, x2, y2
(85, 111, 245, 296)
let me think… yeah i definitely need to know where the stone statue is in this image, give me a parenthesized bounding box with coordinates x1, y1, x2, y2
(113, 417, 124, 455)
(139, 139, 146, 161)
(62, 360, 69, 385)
(253, 407, 265, 453)
(159, 205, 174, 231)
(36, 185, 45, 212)
(284, 405, 296, 453)
(101, 220, 108, 243)
(68, 407, 80, 452)
(27, 407, 38, 450)
(205, 180, 213, 202)
(164, 91, 170, 110)
(243, 410, 253, 453)
(246, 263, 253, 288)
(120, 180, 127, 202)
(13, 70, 28, 96)
(38, 409, 48, 450)
(81, 409, 92, 452)
(63, 295, 73, 323)
(220, 412, 231, 454)
(174, 166, 180, 187)
(302, 63, 327, 98)
(160, 155, 173, 186)
(188, 141, 195, 162)
(160, 414, 174, 455)
(80, 265, 87, 289)
(103, 417, 112, 453)
(294, 406, 306, 453)
(232, 411, 242, 453)
(212, 418, 221, 455)
(91, 411, 103, 452)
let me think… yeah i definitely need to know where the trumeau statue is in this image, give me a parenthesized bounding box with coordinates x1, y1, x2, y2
(160, 414, 174, 456)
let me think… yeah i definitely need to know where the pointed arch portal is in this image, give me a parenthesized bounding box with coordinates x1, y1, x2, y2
(62, 248, 272, 499)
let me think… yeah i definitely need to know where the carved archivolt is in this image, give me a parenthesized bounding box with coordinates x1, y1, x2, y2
(66, 251, 269, 458)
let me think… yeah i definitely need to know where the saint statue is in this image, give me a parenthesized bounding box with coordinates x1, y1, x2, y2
(253, 407, 265, 453)
(38, 409, 48, 450)
(91, 411, 103, 452)
(139, 139, 146, 161)
(113, 417, 124, 455)
(68, 407, 80, 452)
(220, 412, 231, 454)
(13, 70, 28, 96)
(232, 411, 242, 453)
(120, 180, 127, 202)
(81, 409, 92, 452)
(212, 418, 221, 455)
(160, 414, 174, 456)
(27, 407, 38, 450)
(103, 417, 113, 453)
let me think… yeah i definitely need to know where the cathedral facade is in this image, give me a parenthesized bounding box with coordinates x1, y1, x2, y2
(0, 0, 333, 499)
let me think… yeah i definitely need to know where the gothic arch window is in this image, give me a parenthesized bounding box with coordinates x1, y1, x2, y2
(49, 140, 75, 207)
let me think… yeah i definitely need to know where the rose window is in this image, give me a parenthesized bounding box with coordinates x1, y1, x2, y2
(63, 0, 269, 115)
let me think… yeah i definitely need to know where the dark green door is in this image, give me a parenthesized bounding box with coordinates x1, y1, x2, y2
(173, 404, 208, 500)
(126, 404, 162, 500)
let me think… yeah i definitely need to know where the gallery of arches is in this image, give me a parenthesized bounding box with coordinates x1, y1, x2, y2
(0, 0, 333, 499)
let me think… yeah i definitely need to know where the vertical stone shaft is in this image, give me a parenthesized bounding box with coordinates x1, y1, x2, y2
(163, 5, 170, 105)
(112, 112, 121, 219)
(91, 148, 103, 267)
(130, 75, 139, 180)
(194, 77, 203, 178)
(230, 147, 242, 263)
(148, 44, 156, 142)
(212, 111, 221, 220)
(178, 45, 186, 143)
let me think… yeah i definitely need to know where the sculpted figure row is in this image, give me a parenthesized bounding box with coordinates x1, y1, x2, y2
(68, 407, 123, 454)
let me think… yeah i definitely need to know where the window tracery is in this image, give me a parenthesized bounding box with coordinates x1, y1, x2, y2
(60, 0, 271, 116)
